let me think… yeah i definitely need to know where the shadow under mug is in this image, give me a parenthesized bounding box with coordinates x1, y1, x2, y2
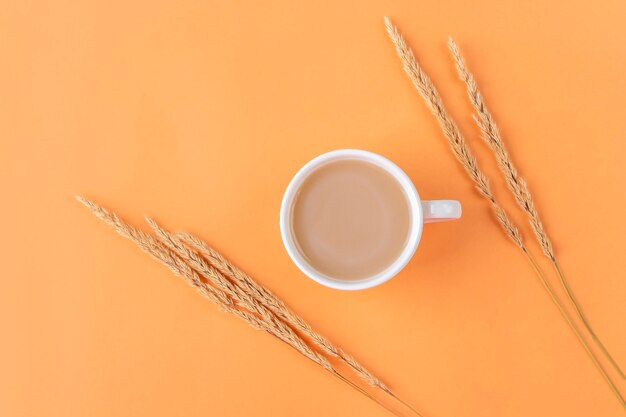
(280, 149, 461, 290)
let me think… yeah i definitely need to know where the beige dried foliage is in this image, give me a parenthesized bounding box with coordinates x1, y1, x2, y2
(383, 17, 523, 249)
(384, 18, 626, 408)
(447, 38, 624, 379)
(146, 217, 331, 370)
(77, 197, 327, 365)
(77, 196, 421, 417)
(75, 197, 272, 330)
(447, 39, 554, 259)
(175, 231, 391, 393)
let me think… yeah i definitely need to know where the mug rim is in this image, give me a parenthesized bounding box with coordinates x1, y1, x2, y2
(279, 149, 423, 290)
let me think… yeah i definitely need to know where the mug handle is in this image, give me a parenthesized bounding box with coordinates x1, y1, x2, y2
(422, 200, 462, 223)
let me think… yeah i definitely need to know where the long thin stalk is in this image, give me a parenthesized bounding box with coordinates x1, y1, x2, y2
(553, 261, 625, 379)
(331, 370, 409, 417)
(274, 335, 407, 417)
(523, 251, 626, 409)
(386, 392, 424, 417)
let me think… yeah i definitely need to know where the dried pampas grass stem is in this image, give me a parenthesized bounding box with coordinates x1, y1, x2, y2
(174, 231, 420, 415)
(77, 196, 422, 417)
(447, 38, 624, 379)
(383, 17, 523, 249)
(384, 18, 625, 409)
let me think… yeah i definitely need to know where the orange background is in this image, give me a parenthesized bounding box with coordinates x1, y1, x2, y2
(2, 1, 626, 416)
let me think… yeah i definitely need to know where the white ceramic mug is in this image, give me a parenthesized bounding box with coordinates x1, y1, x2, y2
(280, 149, 461, 290)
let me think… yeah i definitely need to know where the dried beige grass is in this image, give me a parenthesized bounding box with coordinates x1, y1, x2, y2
(448, 38, 624, 379)
(77, 197, 330, 368)
(175, 232, 391, 391)
(384, 18, 625, 409)
(77, 196, 421, 417)
(383, 17, 523, 249)
(75, 197, 234, 310)
(448, 39, 554, 259)
(146, 217, 332, 370)
(150, 221, 420, 415)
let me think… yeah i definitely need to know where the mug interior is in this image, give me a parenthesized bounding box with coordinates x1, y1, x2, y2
(280, 149, 423, 290)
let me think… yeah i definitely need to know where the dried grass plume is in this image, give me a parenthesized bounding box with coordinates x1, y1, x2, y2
(76, 196, 422, 417)
(383, 18, 625, 408)
(448, 37, 624, 379)
(383, 17, 523, 249)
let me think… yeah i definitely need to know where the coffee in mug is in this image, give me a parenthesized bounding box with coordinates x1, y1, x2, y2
(280, 149, 461, 290)
(291, 159, 410, 281)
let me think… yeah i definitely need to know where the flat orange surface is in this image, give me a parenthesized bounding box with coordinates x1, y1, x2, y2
(2, 1, 626, 416)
